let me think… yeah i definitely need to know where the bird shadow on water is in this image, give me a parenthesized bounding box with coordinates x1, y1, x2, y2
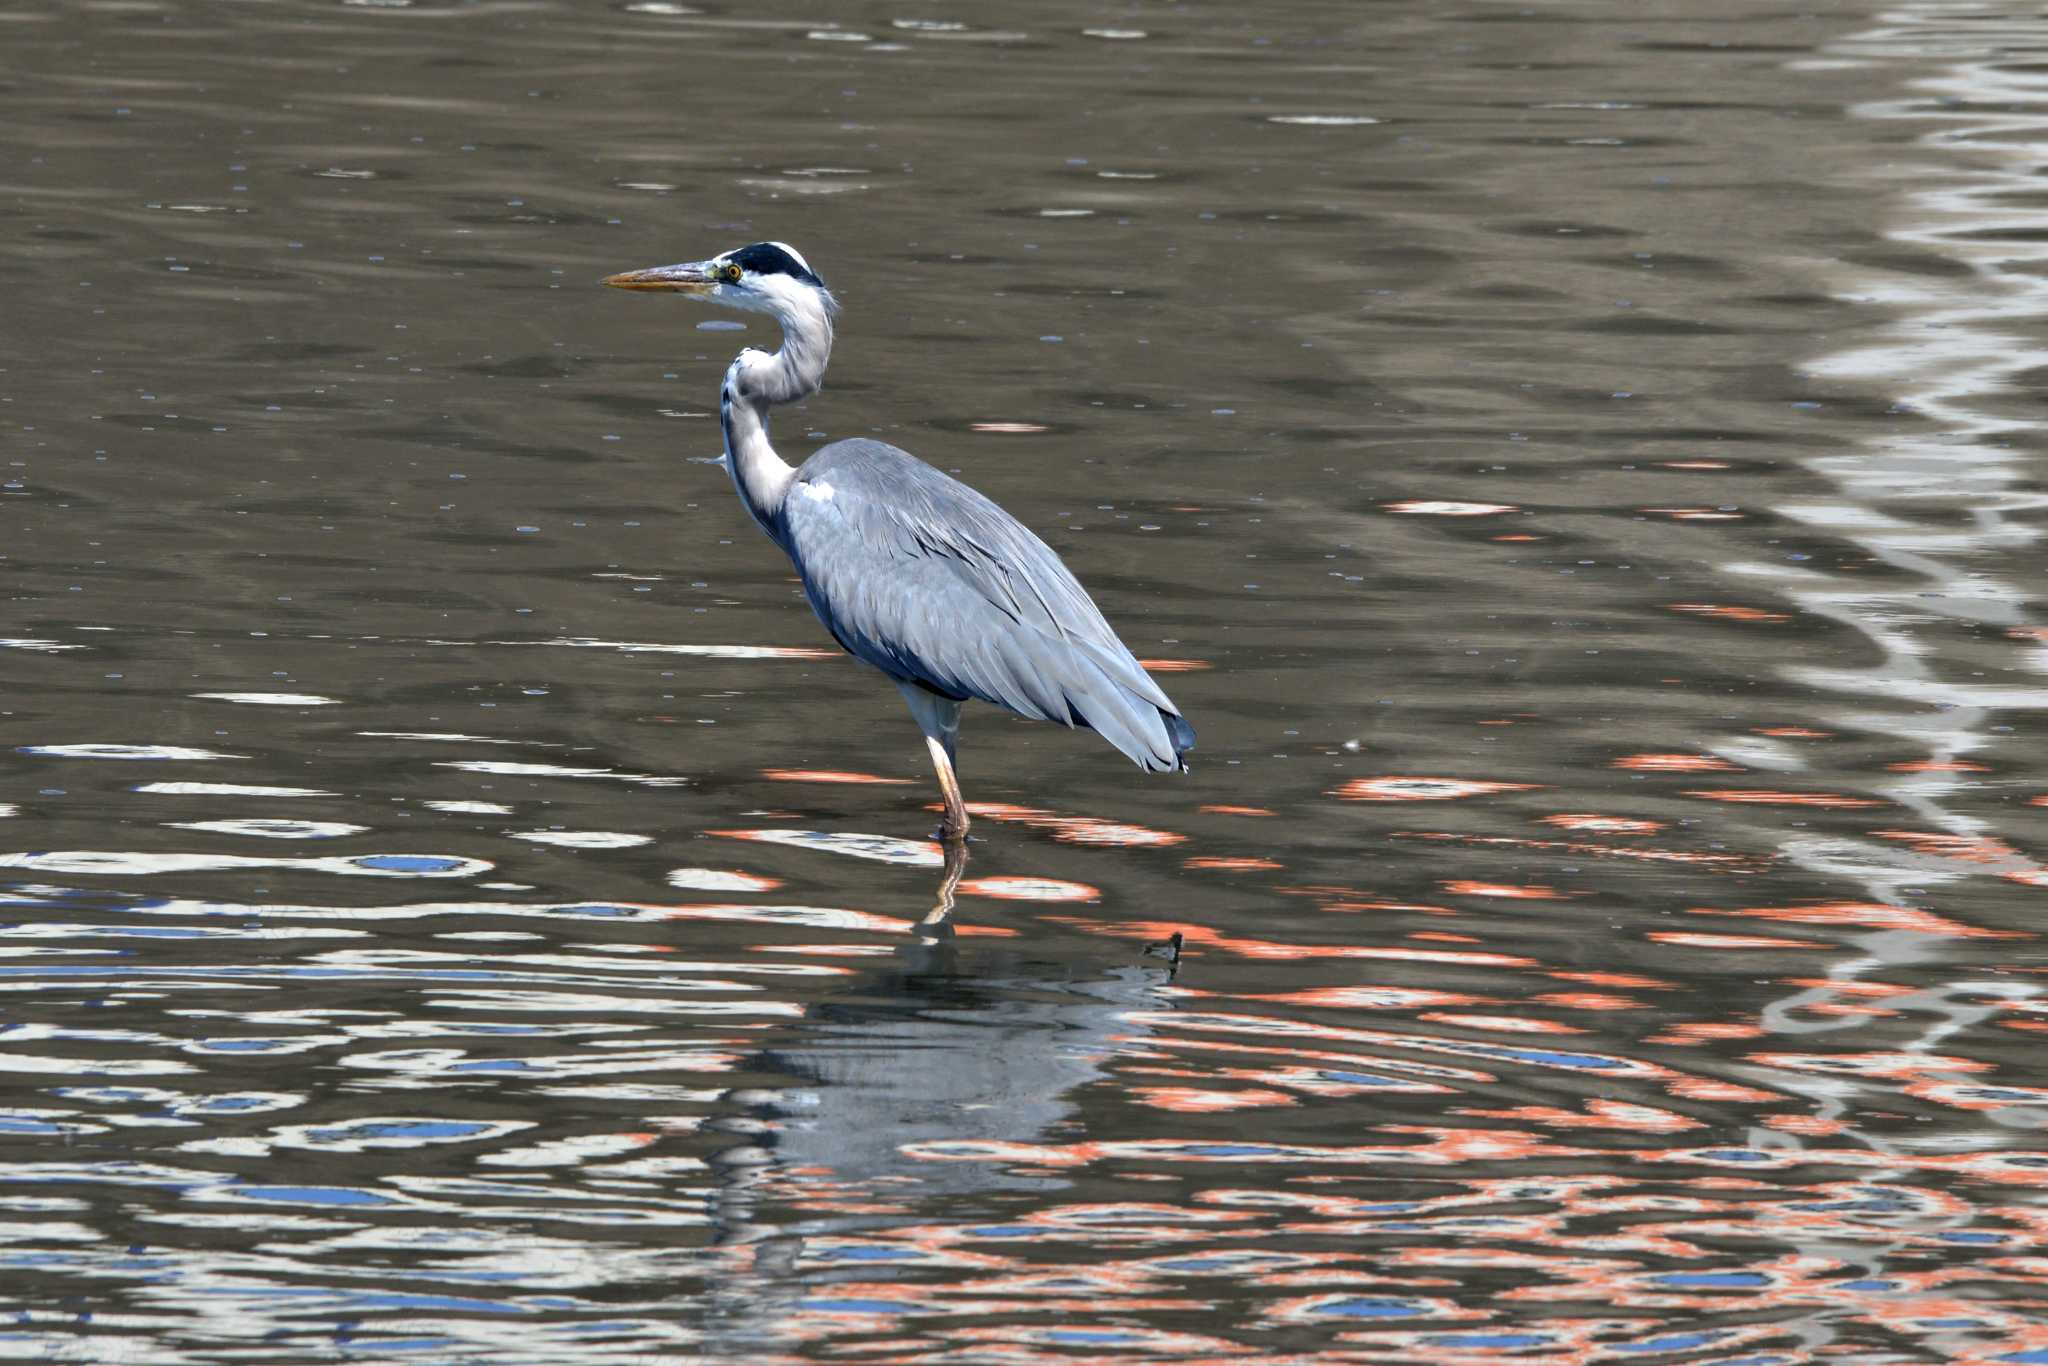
(691, 840, 1180, 1349)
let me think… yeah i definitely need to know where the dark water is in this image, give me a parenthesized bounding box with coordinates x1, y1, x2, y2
(5, 1, 2048, 1361)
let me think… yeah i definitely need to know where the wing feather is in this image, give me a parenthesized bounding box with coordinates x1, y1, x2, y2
(779, 439, 1192, 770)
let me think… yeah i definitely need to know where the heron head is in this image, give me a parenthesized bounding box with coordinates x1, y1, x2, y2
(603, 241, 836, 319)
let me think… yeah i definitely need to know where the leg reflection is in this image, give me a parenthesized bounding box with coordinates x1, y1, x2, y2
(911, 837, 968, 944)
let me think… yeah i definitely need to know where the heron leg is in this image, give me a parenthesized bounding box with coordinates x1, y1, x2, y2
(896, 681, 969, 841)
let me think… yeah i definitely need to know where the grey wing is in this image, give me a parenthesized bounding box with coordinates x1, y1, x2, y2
(780, 439, 1195, 772)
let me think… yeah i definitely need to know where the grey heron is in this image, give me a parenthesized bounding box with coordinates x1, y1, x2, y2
(604, 241, 1195, 840)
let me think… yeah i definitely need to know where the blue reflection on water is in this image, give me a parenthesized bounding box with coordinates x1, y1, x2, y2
(224, 1187, 397, 1207)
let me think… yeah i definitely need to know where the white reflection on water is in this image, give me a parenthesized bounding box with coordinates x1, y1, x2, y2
(436, 760, 687, 788)
(452, 636, 838, 660)
(0, 851, 489, 878)
(166, 820, 369, 839)
(135, 782, 336, 797)
(1734, 11, 2048, 1166)
(510, 831, 653, 849)
(711, 828, 944, 867)
(21, 744, 246, 761)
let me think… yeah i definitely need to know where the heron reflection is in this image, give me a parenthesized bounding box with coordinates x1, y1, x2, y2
(697, 841, 1174, 1345)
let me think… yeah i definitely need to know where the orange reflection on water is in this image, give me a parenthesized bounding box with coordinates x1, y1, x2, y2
(1683, 788, 1886, 808)
(1199, 804, 1273, 817)
(1384, 499, 1518, 515)
(1332, 776, 1542, 802)
(1132, 1086, 1298, 1113)
(1647, 931, 1828, 949)
(1756, 725, 1829, 737)
(1550, 970, 1675, 989)
(1886, 758, 1989, 773)
(1136, 658, 1210, 672)
(1646, 1022, 1769, 1045)
(1421, 1013, 1587, 1035)
(759, 768, 914, 785)
(1397, 830, 1768, 874)
(1441, 880, 1564, 899)
(1532, 991, 1646, 1011)
(1279, 884, 1459, 915)
(1874, 830, 2027, 866)
(1641, 506, 1743, 520)
(1459, 1100, 1702, 1132)
(1667, 602, 1791, 623)
(1612, 752, 1740, 772)
(957, 876, 1098, 903)
(962, 802, 1186, 847)
(1184, 856, 1283, 871)
(1664, 1077, 1780, 1102)
(1539, 813, 1664, 834)
(1693, 898, 2026, 939)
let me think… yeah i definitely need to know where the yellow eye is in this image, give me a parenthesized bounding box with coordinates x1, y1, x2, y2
(720, 262, 743, 284)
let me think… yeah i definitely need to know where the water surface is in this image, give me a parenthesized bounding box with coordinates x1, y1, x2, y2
(4, 1, 2047, 1361)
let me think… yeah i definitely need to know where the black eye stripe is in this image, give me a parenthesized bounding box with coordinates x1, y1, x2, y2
(724, 242, 825, 288)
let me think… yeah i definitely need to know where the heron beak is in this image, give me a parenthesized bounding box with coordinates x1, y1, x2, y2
(602, 260, 715, 293)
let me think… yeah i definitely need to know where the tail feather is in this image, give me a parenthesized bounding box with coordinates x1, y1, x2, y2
(1164, 709, 1196, 772)
(1063, 663, 1196, 775)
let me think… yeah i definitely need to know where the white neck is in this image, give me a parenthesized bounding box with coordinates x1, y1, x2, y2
(716, 289, 835, 538)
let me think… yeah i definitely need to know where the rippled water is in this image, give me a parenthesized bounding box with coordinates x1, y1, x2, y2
(5, 1, 2048, 1361)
